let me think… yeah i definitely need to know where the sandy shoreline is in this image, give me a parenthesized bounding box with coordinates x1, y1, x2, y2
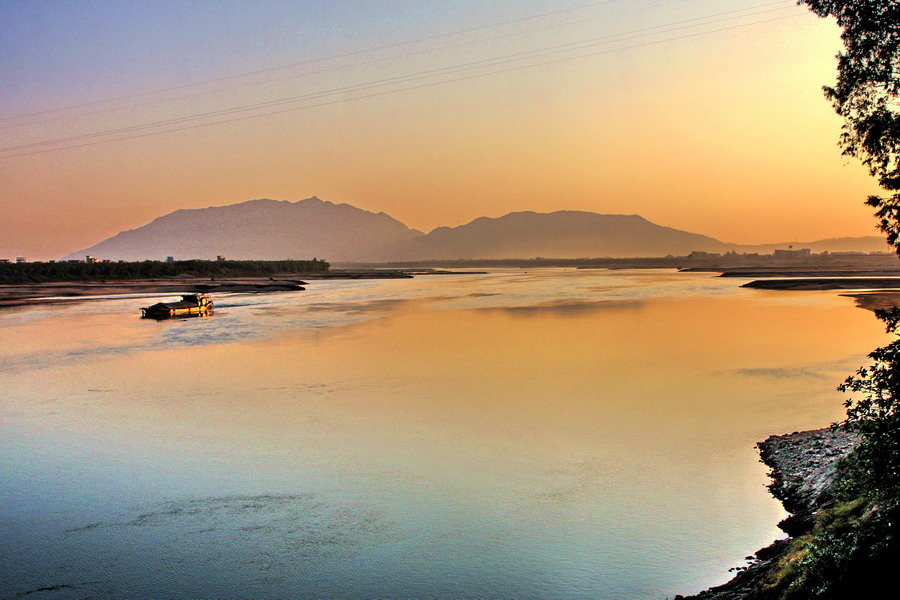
(743, 277, 900, 290)
(0, 278, 306, 307)
(0, 270, 423, 308)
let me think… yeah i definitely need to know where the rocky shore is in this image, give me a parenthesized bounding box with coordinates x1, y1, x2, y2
(678, 427, 859, 600)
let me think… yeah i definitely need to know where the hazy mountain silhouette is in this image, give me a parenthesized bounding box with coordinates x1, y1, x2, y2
(66, 197, 422, 262)
(379, 210, 729, 260)
(66, 198, 890, 262)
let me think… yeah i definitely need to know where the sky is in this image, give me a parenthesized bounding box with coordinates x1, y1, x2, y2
(0, 0, 883, 260)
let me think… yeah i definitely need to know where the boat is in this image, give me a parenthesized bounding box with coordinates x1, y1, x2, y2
(141, 294, 213, 319)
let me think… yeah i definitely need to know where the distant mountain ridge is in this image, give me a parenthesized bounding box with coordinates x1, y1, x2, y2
(66, 197, 891, 262)
(67, 197, 422, 262)
(380, 210, 729, 260)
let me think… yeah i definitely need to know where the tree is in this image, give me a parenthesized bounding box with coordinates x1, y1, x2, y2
(752, 6, 900, 596)
(798, 0, 900, 495)
(837, 308, 900, 502)
(801, 0, 900, 251)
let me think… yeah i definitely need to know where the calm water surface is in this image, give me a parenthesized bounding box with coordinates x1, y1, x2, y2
(0, 269, 888, 599)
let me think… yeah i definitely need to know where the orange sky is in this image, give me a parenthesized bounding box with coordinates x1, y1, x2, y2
(0, 1, 881, 260)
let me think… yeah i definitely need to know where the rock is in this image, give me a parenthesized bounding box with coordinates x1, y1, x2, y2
(682, 427, 859, 599)
(758, 427, 860, 525)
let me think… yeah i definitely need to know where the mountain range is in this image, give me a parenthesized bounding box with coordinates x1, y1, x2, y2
(66, 197, 891, 262)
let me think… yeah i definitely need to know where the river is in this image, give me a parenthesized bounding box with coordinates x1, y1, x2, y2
(0, 269, 888, 599)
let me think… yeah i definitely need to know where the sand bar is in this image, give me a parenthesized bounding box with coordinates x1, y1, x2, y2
(0, 270, 418, 308)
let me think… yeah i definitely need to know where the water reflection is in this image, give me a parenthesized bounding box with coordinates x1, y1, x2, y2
(0, 269, 890, 599)
(475, 297, 644, 315)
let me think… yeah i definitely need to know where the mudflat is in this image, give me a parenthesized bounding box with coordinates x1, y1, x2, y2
(0, 270, 415, 307)
(743, 277, 900, 290)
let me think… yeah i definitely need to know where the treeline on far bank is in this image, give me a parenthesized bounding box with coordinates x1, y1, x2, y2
(0, 259, 330, 284)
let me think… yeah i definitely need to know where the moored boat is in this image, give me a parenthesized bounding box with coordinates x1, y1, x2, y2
(141, 294, 213, 319)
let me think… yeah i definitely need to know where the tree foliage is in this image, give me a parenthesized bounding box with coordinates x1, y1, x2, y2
(764, 310, 900, 598)
(838, 308, 900, 502)
(753, 5, 900, 596)
(801, 0, 900, 251)
(800, 0, 900, 511)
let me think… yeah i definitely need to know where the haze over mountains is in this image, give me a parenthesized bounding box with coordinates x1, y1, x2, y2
(385, 211, 727, 260)
(67, 197, 890, 262)
(69, 198, 421, 263)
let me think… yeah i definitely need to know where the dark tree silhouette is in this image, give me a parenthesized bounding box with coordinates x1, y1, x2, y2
(799, 0, 900, 502)
(752, 4, 900, 597)
(801, 0, 900, 251)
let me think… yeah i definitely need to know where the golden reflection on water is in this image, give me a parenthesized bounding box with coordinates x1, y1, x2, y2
(0, 274, 891, 599)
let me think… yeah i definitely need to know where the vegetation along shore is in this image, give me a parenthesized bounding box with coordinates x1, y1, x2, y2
(679, 428, 860, 600)
(680, 298, 900, 599)
(685, 3, 900, 593)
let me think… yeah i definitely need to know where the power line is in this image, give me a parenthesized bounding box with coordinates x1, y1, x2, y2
(0, 0, 631, 122)
(0, 3, 798, 154)
(0, 0, 710, 131)
(0, 12, 804, 160)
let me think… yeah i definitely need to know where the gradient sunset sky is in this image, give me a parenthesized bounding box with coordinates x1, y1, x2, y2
(0, 0, 881, 260)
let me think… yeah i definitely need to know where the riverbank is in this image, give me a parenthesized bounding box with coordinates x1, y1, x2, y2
(0, 270, 418, 308)
(675, 279, 898, 598)
(679, 427, 860, 599)
(743, 278, 900, 290)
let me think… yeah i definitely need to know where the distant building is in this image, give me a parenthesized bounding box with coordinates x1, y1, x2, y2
(0, 259, 10, 263)
(216, 255, 227, 262)
(773, 247, 811, 259)
(85, 255, 99, 263)
(15, 257, 26, 263)
(166, 256, 175, 263)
